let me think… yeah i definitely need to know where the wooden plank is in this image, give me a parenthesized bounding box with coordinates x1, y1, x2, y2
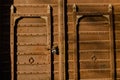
(10, 5, 15, 80)
(80, 70, 111, 79)
(79, 51, 110, 60)
(58, 0, 66, 80)
(17, 64, 50, 72)
(14, 0, 58, 4)
(108, 4, 116, 80)
(17, 74, 50, 80)
(47, 5, 52, 80)
(73, 4, 79, 80)
(80, 61, 110, 69)
(67, 0, 120, 3)
(67, 4, 108, 13)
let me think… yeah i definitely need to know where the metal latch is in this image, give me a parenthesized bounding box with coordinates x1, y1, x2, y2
(47, 46, 59, 55)
(51, 46, 59, 54)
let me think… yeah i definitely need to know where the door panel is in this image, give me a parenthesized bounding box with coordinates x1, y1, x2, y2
(10, 5, 52, 80)
(67, 4, 115, 80)
(76, 5, 114, 80)
(78, 17, 112, 79)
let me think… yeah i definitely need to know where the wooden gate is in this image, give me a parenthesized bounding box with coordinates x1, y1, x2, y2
(10, 0, 118, 80)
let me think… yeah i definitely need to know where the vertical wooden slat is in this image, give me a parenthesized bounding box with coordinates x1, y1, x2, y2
(108, 4, 115, 80)
(58, 0, 66, 80)
(10, 5, 14, 80)
(47, 5, 52, 80)
(73, 4, 79, 80)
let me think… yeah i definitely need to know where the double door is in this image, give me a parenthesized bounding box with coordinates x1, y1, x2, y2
(10, 2, 116, 80)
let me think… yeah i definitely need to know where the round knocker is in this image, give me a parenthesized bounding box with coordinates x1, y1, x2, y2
(29, 57, 34, 64)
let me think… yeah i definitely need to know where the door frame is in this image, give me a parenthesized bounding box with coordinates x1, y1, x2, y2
(58, 0, 66, 80)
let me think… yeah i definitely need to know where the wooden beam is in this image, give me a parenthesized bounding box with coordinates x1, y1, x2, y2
(10, 5, 14, 80)
(58, 0, 66, 80)
(108, 4, 115, 80)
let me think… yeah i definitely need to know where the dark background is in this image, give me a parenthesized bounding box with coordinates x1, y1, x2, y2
(0, 0, 13, 80)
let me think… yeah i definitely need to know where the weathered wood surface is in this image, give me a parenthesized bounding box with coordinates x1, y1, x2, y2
(1, 0, 120, 80)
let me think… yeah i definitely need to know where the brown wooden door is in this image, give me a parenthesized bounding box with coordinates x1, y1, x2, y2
(10, 5, 52, 80)
(66, 4, 115, 80)
(10, 0, 117, 80)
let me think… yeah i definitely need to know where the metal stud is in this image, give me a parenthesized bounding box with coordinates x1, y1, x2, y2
(29, 57, 34, 64)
